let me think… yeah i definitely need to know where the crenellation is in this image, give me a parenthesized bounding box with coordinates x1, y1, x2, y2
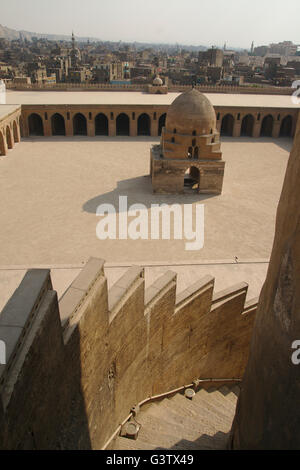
(175, 275, 214, 309)
(144, 271, 177, 309)
(0, 258, 257, 449)
(0, 269, 52, 385)
(108, 266, 144, 320)
(242, 297, 259, 314)
(212, 282, 248, 306)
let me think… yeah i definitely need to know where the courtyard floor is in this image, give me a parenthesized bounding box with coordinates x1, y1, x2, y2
(0, 135, 292, 308)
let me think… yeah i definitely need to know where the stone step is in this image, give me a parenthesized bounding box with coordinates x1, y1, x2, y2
(113, 414, 226, 451)
(111, 385, 237, 450)
(192, 391, 235, 420)
(205, 387, 238, 412)
(144, 399, 221, 441)
(217, 385, 240, 404)
(160, 394, 231, 433)
(191, 389, 237, 425)
(125, 413, 201, 450)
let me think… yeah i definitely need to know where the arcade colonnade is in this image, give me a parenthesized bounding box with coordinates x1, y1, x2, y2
(0, 106, 22, 157)
(216, 110, 297, 138)
(21, 107, 168, 138)
(20, 105, 298, 139)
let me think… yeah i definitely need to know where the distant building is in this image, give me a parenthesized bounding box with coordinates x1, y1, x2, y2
(198, 48, 224, 67)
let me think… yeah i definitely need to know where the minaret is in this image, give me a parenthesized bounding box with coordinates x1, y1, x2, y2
(251, 41, 254, 54)
(70, 31, 78, 68)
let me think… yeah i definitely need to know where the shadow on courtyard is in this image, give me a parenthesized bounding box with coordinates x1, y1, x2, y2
(82, 175, 216, 214)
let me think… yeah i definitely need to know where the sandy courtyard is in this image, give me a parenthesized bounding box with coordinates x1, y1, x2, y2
(0, 136, 291, 266)
(0, 135, 292, 309)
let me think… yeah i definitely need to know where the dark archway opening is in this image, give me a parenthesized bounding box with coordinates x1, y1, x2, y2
(95, 113, 109, 136)
(20, 118, 24, 138)
(28, 113, 44, 136)
(184, 166, 200, 193)
(138, 113, 151, 136)
(13, 121, 19, 142)
(280, 116, 292, 137)
(194, 147, 199, 159)
(6, 126, 13, 149)
(51, 113, 66, 136)
(260, 115, 274, 137)
(158, 113, 166, 136)
(241, 114, 254, 137)
(116, 113, 130, 136)
(221, 114, 234, 136)
(73, 113, 87, 136)
(0, 132, 5, 155)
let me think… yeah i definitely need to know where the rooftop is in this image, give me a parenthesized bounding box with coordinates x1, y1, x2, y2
(0, 104, 20, 121)
(4, 91, 300, 109)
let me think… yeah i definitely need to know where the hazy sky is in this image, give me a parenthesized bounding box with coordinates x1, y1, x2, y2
(1, 0, 299, 49)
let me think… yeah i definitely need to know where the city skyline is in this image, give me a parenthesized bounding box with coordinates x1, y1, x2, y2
(1, 0, 299, 49)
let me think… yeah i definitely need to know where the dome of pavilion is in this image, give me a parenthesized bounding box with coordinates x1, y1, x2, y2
(166, 88, 216, 135)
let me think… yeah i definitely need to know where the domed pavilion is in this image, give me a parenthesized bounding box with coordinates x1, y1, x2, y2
(153, 75, 164, 86)
(150, 88, 225, 194)
(147, 74, 168, 94)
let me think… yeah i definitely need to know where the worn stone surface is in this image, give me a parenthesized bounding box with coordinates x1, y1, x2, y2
(111, 385, 239, 450)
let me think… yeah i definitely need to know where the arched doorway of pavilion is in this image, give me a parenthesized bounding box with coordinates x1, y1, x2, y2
(184, 166, 200, 193)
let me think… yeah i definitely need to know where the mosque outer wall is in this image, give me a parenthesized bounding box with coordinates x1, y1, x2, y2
(5, 82, 295, 95)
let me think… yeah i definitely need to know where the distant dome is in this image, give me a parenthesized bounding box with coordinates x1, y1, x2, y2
(166, 88, 216, 135)
(153, 75, 163, 86)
